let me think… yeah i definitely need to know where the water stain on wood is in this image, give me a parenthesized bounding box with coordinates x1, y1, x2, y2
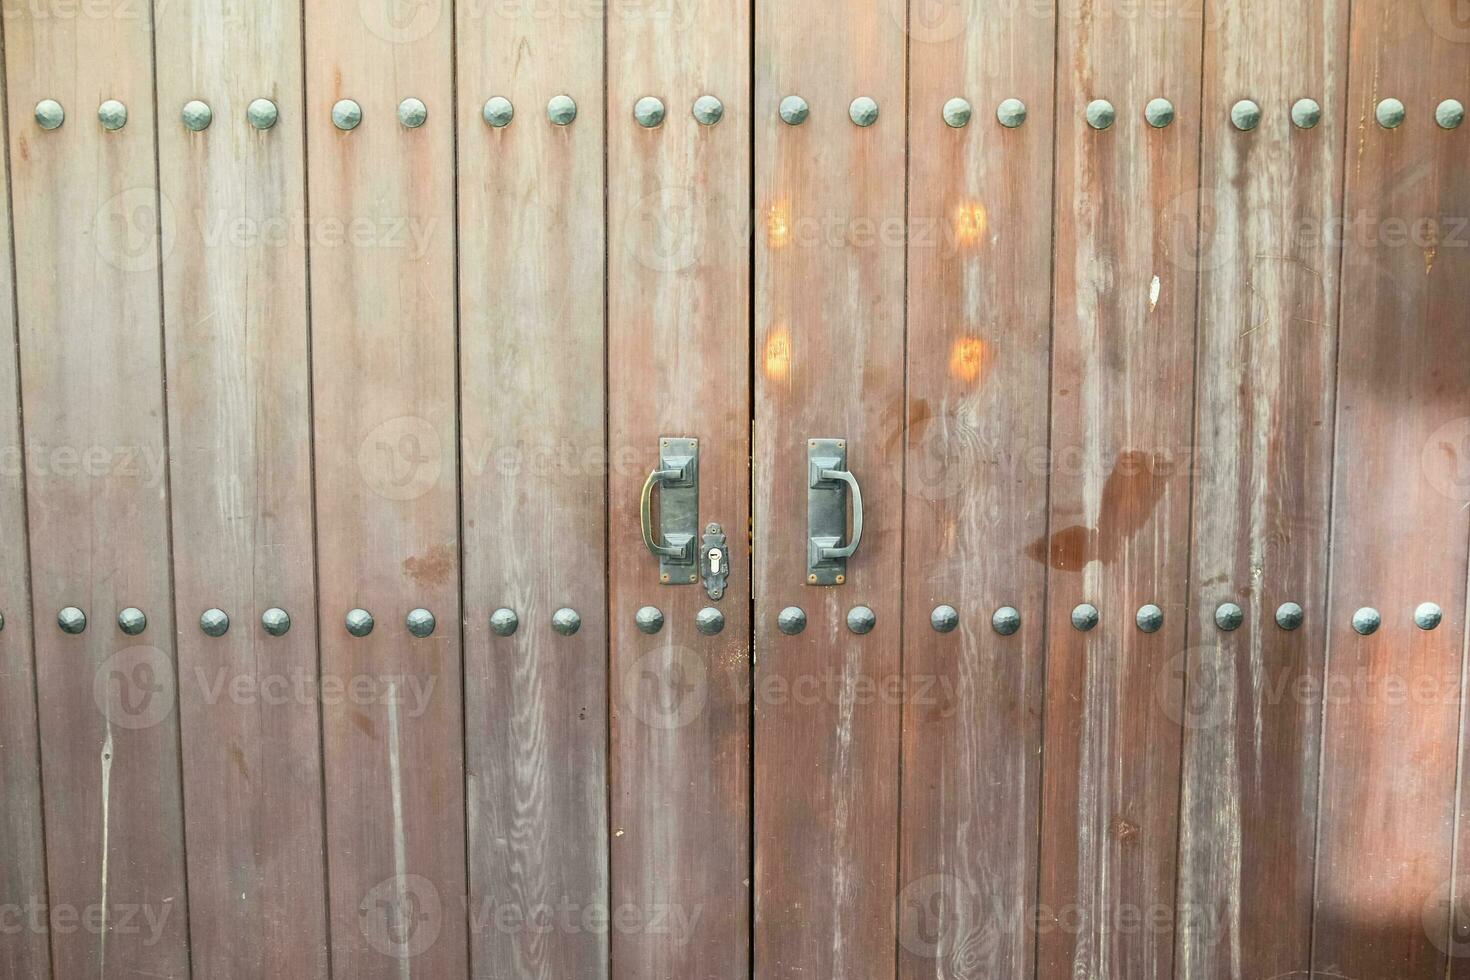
(403, 543, 455, 587)
(1029, 449, 1171, 568)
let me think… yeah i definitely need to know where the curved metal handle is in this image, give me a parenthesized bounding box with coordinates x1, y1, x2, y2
(641, 466, 687, 559)
(816, 467, 863, 561)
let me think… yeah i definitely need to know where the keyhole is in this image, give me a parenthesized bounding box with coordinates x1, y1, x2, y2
(708, 548, 723, 576)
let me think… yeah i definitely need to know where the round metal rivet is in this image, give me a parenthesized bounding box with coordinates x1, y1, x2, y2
(397, 97, 428, 129)
(261, 607, 291, 636)
(117, 607, 147, 636)
(1145, 97, 1175, 128)
(993, 606, 1021, 636)
(779, 95, 809, 126)
(1375, 98, 1405, 129)
(247, 98, 279, 130)
(777, 606, 807, 635)
(98, 99, 128, 131)
(547, 95, 577, 126)
(35, 99, 64, 131)
(1231, 99, 1262, 131)
(692, 94, 724, 126)
(635, 606, 664, 635)
(847, 606, 876, 635)
(1352, 607, 1381, 636)
(1085, 99, 1115, 130)
(483, 96, 513, 128)
(695, 607, 725, 636)
(1276, 602, 1304, 631)
(332, 99, 362, 131)
(200, 608, 230, 638)
(942, 97, 972, 128)
(406, 607, 436, 638)
(849, 97, 879, 127)
(1436, 99, 1464, 130)
(552, 607, 581, 636)
(1071, 603, 1099, 632)
(1415, 602, 1443, 631)
(1136, 604, 1164, 634)
(1215, 602, 1244, 632)
(345, 608, 374, 637)
(997, 97, 1027, 128)
(181, 99, 212, 132)
(489, 608, 519, 637)
(1291, 98, 1322, 130)
(58, 607, 87, 634)
(633, 96, 665, 128)
(930, 604, 959, 633)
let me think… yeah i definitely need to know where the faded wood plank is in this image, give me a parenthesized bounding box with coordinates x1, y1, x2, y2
(456, 2, 607, 977)
(154, 2, 328, 976)
(608, 2, 751, 977)
(3, 5, 190, 977)
(897, 3, 1056, 978)
(303, 2, 466, 975)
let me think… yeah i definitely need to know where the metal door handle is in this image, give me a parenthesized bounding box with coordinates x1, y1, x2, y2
(814, 467, 863, 561)
(807, 438, 862, 585)
(641, 466, 688, 559)
(641, 437, 699, 584)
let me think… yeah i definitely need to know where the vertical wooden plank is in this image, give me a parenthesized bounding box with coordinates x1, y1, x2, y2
(897, 2, 1055, 977)
(753, 0, 905, 975)
(1035, 2, 1203, 978)
(608, 3, 750, 978)
(1175, 2, 1349, 977)
(154, 2, 328, 977)
(456, 2, 606, 977)
(1314, 4, 1470, 976)
(3, 4, 191, 978)
(304, 1, 466, 975)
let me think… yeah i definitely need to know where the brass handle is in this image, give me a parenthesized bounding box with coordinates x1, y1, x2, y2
(641, 465, 689, 560)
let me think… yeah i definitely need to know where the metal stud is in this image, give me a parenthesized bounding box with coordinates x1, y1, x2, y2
(847, 605, 876, 635)
(634, 96, 665, 128)
(398, 97, 428, 129)
(634, 606, 664, 635)
(992, 606, 1021, 637)
(692, 94, 724, 126)
(200, 608, 230, 637)
(931, 605, 959, 634)
(489, 608, 519, 637)
(1071, 603, 1099, 632)
(849, 97, 879, 128)
(695, 607, 725, 636)
(58, 607, 86, 635)
(1231, 99, 1261, 131)
(1136, 604, 1165, 634)
(0, 612, 4, 631)
(332, 99, 362, 131)
(1291, 98, 1322, 130)
(98, 99, 128, 131)
(406, 607, 436, 638)
(345, 608, 374, 637)
(777, 606, 807, 636)
(1214, 602, 1244, 632)
(181, 100, 212, 132)
(248, 98, 279, 130)
(1415, 602, 1443, 632)
(117, 607, 147, 636)
(942, 97, 972, 129)
(262, 607, 292, 636)
(483, 96, 514, 128)
(997, 98, 1027, 128)
(1351, 607, 1381, 636)
(1436, 99, 1465, 130)
(1085, 99, 1115, 130)
(1275, 602, 1305, 631)
(1375, 98, 1406, 129)
(1144, 97, 1175, 129)
(547, 95, 577, 126)
(551, 607, 581, 636)
(34, 99, 64, 131)
(779, 95, 809, 126)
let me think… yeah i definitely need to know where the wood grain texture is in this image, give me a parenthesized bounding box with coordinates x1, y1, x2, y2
(753, 1, 905, 975)
(154, 2, 328, 977)
(608, 3, 751, 977)
(303, 1, 466, 974)
(4, 6, 191, 978)
(1313, 3, 1470, 977)
(897, 3, 1055, 978)
(1035, 2, 1204, 978)
(456, 3, 607, 977)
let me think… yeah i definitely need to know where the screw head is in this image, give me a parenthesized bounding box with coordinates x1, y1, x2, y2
(1085, 99, 1115, 130)
(34, 98, 64, 131)
(483, 96, 514, 128)
(397, 97, 428, 129)
(846, 605, 876, 635)
(777, 606, 807, 635)
(992, 606, 1022, 636)
(1291, 98, 1322, 129)
(345, 608, 374, 637)
(849, 97, 879, 127)
(930, 604, 960, 633)
(200, 608, 230, 637)
(181, 99, 212, 132)
(117, 607, 147, 636)
(1214, 602, 1244, 632)
(942, 97, 972, 128)
(1415, 602, 1443, 631)
(547, 95, 578, 126)
(58, 606, 87, 634)
(635, 606, 665, 635)
(1144, 97, 1175, 128)
(695, 607, 725, 636)
(779, 95, 809, 126)
(1231, 99, 1262, 131)
(332, 99, 362, 131)
(1375, 98, 1406, 129)
(1351, 607, 1381, 636)
(1275, 602, 1305, 631)
(551, 607, 581, 636)
(1071, 603, 1099, 632)
(98, 99, 128, 131)
(996, 97, 1027, 128)
(1436, 99, 1465, 130)
(634, 96, 665, 128)
(489, 608, 519, 637)
(1136, 604, 1165, 634)
(406, 607, 436, 638)
(248, 98, 279, 130)
(261, 607, 292, 636)
(692, 94, 724, 126)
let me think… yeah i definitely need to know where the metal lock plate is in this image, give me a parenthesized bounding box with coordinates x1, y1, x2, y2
(646, 437, 699, 585)
(807, 438, 863, 586)
(701, 523, 730, 601)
